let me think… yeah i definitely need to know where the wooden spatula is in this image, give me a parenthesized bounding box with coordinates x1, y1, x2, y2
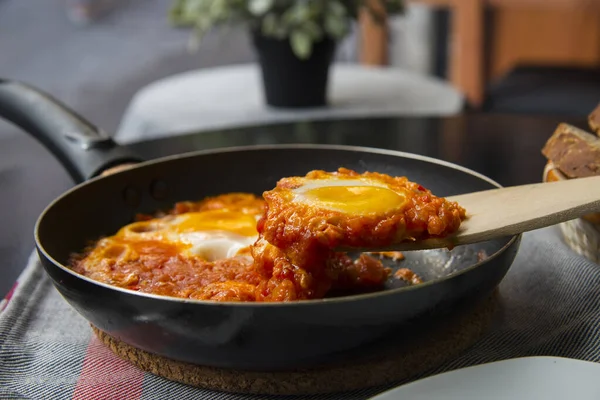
(350, 175, 600, 252)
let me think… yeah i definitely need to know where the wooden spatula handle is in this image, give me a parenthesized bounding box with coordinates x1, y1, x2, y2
(449, 175, 600, 246)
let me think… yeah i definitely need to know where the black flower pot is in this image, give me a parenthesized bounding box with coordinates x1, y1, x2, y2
(252, 32, 336, 108)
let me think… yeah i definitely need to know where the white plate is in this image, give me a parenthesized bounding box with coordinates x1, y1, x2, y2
(370, 357, 600, 400)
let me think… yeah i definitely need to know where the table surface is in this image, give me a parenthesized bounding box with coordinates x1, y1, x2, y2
(0, 112, 589, 296)
(115, 64, 464, 143)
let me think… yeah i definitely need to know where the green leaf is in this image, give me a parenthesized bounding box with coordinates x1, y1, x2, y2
(290, 30, 313, 60)
(209, 0, 226, 15)
(283, 2, 310, 24)
(248, 0, 274, 16)
(194, 13, 212, 32)
(261, 13, 278, 36)
(324, 14, 348, 39)
(302, 20, 323, 40)
(170, 0, 203, 25)
(328, 0, 347, 16)
(273, 25, 288, 39)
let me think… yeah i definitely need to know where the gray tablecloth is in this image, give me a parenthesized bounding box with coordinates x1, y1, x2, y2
(1, 226, 599, 400)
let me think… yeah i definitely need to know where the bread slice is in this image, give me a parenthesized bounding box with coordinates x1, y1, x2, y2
(541, 123, 600, 178)
(543, 160, 600, 224)
(589, 102, 600, 135)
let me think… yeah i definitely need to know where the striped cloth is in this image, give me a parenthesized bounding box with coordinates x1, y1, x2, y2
(1, 226, 600, 400)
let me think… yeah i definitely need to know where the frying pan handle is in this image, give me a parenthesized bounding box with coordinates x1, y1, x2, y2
(0, 79, 143, 183)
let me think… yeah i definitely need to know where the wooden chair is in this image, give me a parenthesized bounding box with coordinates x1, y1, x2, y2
(359, 0, 600, 107)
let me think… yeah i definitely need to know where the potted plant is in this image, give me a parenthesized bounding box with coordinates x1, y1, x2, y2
(169, 0, 404, 108)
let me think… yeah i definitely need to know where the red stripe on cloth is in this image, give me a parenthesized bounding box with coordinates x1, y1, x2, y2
(0, 282, 18, 312)
(72, 335, 145, 400)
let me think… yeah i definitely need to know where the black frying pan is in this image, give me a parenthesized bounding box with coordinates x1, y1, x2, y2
(0, 80, 520, 371)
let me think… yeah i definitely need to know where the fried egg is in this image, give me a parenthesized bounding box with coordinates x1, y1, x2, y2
(290, 177, 409, 216)
(85, 209, 260, 264)
(97, 209, 261, 263)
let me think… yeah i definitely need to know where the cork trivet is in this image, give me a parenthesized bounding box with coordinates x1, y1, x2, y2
(93, 292, 498, 396)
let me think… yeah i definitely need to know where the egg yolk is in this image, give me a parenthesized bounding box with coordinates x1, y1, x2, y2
(299, 185, 408, 215)
(174, 210, 258, 237)
(119, 210, 259, 239)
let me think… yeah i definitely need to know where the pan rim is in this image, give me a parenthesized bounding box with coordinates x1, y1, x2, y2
(34, 143, 519, 307)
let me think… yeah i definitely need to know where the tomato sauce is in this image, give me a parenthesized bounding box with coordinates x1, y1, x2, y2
(70, 170, 465, 302)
